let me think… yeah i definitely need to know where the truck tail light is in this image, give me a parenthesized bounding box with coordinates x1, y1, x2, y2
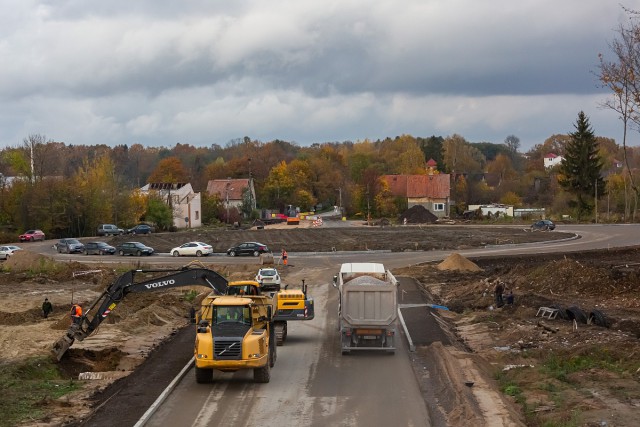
(386, 330, 395, 336)
(345, 329, 352, 337)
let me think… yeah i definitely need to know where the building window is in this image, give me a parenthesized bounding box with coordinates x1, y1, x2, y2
(195, 211, 200, 220)
(434, 203, 444, 211)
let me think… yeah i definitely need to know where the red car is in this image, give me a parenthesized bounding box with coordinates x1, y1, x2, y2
(19, 229, 45, 242)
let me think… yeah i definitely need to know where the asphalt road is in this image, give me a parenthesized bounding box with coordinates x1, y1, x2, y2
(145, 269, 431, 427)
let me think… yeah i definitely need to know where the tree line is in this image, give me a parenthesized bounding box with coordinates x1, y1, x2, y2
(0, 118, 638, 240)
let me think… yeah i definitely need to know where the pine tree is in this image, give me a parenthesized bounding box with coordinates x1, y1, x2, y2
(558, 111, 605, 220)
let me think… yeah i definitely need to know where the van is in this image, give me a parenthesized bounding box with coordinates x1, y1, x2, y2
(97, 224, 124, 236)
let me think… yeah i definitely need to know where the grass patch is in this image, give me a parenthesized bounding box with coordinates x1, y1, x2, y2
(0, 356, 80, 426)
(25, 257, 66, 277)
(183, 289, 198, 303)
(541, 348, 628, 383)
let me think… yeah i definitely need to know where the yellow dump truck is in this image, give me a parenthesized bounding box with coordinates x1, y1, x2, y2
(194, 281, 277, 383)
(270, 281, 314, 346)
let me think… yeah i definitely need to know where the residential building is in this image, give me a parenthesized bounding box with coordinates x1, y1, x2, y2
(382, 160, 451, 218)
(544, 153, 564, 169)
(206, 178, 256, 213)
(140, 182, 201, 229)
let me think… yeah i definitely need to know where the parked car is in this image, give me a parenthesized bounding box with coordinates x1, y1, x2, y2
(55, 238, 85, 254)
(531, 220, 556, 231)
(254, 267, 281, 286)
(226, 242, 270, 257)
(97, 224, 124, 236)
(84, 241, 116, 255)
(117, 241, 154, 256)
(126, 224, 153, 235)
(19, 229, 45, 242)
(170, 241, 213, 257)
(0, 245, 22, 260)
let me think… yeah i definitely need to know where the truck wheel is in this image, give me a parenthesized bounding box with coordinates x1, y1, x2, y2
(269, 323, 277, 366)
(195, 366, 213, 383)
(254, 364, 271, 383)
(275, 323, 286, 346)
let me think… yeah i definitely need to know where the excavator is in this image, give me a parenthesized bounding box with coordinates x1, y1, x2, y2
(51, 264, 229, 361)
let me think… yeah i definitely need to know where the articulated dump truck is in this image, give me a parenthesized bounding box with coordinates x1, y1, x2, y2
(194, 280, 277, 383)
(333, 262, 398, 355)
(260, 279, 315, 346)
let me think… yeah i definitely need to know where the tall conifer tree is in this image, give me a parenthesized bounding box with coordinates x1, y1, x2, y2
(558, 111, 605, 220)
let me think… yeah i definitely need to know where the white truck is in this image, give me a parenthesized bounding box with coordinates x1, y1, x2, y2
(333, 262, 398, 354)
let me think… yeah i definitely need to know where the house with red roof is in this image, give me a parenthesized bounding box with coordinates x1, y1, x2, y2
(382, 160, 451, 218)
(544, 153, 564, 169)
(206, 178, 256, 212)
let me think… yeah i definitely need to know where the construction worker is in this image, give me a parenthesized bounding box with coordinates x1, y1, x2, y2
(281, 248, 288, 267)
(227, 307, 242, 321)
(70, 303, 82, 325)
(42, 298, 53, 319)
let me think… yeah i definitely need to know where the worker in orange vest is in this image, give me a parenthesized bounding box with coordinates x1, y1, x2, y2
(70, 303, 83, 325)
(281, 248, 288, 267)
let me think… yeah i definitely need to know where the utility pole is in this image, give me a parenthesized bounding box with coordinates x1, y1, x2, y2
(248, 157, 253, 213)
(225, 178, 232, 224)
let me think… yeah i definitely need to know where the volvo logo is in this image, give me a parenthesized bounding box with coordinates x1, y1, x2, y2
(144, 279, 176, 289)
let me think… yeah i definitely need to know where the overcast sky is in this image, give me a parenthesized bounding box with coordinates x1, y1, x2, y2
(0, 1, 634, 152)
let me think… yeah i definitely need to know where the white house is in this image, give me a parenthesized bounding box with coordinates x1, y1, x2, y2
(140, 182, 202, 229)
(544, 153, 564, 169)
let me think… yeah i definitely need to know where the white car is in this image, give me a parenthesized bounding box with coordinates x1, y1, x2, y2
(170, 241, 213, 257)
(255, 268, 281, 286)
(0, 245, 22, 260)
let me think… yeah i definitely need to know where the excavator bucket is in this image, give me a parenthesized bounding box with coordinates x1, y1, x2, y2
(51, 333, 75, 361)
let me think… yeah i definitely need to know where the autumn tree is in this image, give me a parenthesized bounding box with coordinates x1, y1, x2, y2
(148, 157, 189, 183)
(145, 195, 173, 230)
(558, 112, 606, 220)
(597, 10, 640, 198)
(442, 134, 485, 174)
(379, 135, 426, 174)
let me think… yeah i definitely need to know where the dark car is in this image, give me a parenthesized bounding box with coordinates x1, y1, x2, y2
(226, 242, 270, 257)
(55, 238, 85, 254)
(117, 241, 154, 256)
(84, 241, 116, 255)
(531, 219, 556, 231)
(126, 224, 153, 235)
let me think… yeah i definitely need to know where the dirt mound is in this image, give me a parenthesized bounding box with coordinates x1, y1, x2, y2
(436, 253, 482, 272)
(398, 205, 438, 224)
(3, 250, 53, 271)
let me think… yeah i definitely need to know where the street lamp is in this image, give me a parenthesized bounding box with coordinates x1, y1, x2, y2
(335, 187, 342, 218)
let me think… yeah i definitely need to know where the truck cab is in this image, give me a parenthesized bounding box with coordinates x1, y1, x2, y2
(194, 285, 276, 383)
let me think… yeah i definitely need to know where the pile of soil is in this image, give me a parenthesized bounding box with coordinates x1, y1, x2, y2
(436, 253, 482, 272)
(398, 205, 438, 224)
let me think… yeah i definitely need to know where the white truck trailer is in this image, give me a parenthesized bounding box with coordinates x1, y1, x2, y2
(333, 262, 398, 354)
